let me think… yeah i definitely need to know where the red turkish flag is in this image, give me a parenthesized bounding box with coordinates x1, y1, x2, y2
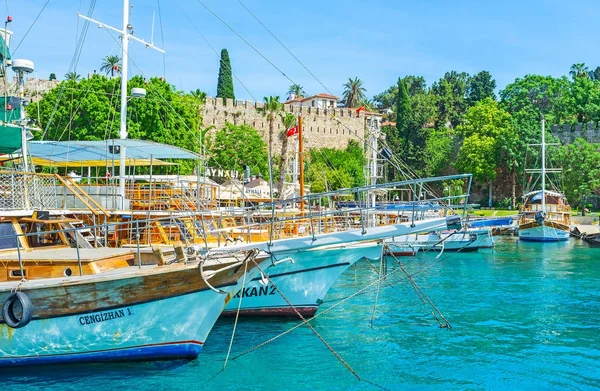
(286, 125, 299, 137)
(356, 106, 365, 114)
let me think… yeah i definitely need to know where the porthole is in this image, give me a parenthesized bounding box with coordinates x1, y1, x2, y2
(64, 268, 73, 277)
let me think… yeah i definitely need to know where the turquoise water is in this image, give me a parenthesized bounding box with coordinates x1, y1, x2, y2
(2, 237, 600, 390)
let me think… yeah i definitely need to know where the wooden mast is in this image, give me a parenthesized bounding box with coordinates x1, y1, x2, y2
(298, 115, 304, 211)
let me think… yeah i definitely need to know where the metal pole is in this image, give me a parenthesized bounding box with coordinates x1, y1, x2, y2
(136, 220, 141, 268)
(75, 229, 82, 276)
(118, 0, 130, 209)
(541, 116, 546, 211)
(16, 235, 24, 279)
(298, 115, 304, 211)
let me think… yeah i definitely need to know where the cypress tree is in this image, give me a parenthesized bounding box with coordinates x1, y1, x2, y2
(216, 49, 235, 100)
(396, 78, 411, 151)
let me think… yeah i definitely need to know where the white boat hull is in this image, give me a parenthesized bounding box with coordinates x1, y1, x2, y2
(518, 224, 570, 242)
(223, 242, 382, 317)
(0, 260, 254, 367)
(385, 228, 494, 254)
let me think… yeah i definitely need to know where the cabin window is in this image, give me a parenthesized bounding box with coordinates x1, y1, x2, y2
(9, 269, 26, 278)
(0, 222, 20, 250)
(64, 268, 73, 277)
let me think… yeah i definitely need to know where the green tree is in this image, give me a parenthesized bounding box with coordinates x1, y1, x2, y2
(373, 84, 397, 109)
(431, 71, 469, 129)
(455, 135, 497, 206)
(467, 70, 496, 105)
(558, 138, 600, 213)
(342, 77, 366, 108)
(190, 88, 207, 103)
(589, 66, 600, 81)
(423, 129, 453, 176)
(277, 112, 297, 195)
(64, 72, 80, 81)
(455, 98, 515, 206)
(210, 123, 268, 176)
(307, 140, 365, 192)
(49, 73, 56, 81)
(569, 63, 589, 80)
(100, 55, 121, 77)
(568, 76, 600, 123)
(287, 84, 306, 98)
(396, 78, 411, 152)
(216, 49, 235, 100)
(500, 74, 570, 144)
(28, 75, 203, 174)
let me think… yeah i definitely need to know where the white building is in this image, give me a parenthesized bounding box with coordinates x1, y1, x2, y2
(284, 93, 339, 109)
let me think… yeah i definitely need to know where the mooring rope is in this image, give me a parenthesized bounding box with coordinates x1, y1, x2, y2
(222, 250, 250, 370)
(248, 257, 363, 380)
(370, 243, 386, 327)
(385, 244, 452, 329)
(231, 259, 410, 361)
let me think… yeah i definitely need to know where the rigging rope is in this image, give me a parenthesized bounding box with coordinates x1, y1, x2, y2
(11, 0, 51, 55)
(250, 256, 362, 381)
(168, 0, 256, 102)
(194, 0, 297, 87)
(223, 249, 250, 370)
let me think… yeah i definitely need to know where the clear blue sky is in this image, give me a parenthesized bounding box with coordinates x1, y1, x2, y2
(8, 0, 600, 101)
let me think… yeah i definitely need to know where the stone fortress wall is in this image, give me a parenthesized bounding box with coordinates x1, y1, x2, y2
(550, 122, 600, 144)
(202, 97, 381, 152)
(3, 76, 59, 102)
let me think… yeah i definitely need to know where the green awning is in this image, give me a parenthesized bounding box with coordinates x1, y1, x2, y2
(0, 34, 10, 61)
(0, 97, 22, 154)
(0, 124, 21, 154)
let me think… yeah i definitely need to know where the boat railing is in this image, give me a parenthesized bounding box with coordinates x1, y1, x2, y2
(0, 172, 472, 254)
(520, 204, 571, 213)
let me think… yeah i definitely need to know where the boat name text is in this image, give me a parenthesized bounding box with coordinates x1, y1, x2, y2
(78, 308, 132, 325)
(234, 285, 276, 299)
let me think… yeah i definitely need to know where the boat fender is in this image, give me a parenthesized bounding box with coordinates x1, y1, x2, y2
(2, 291, 33, 329)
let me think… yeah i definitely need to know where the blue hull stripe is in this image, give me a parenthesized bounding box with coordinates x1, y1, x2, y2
(520, 237, 569, 242)
(0, 342, 202, 367)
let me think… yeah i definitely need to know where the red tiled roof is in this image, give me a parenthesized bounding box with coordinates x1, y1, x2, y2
(284, 93, 339, 104)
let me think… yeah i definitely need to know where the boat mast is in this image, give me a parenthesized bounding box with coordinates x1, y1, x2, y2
(298, 115, 304, 211)
(118, 0, 130, 209)
(541, 116, 546, 211)
(78, 3, 165, 210)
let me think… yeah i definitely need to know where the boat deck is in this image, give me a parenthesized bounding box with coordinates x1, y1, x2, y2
(0, 247, 134, 262)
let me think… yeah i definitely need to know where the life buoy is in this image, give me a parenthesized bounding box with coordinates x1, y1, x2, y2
(2, 291, 33, 329)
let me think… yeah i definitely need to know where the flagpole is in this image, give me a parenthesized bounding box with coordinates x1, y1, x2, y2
(298, 115, 304, 211)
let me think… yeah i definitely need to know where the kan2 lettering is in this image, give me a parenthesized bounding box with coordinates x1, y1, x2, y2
(234, 285, 276, 298)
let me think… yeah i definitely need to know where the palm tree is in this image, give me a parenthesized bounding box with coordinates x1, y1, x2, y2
(64, 72, 81, 82)
(342, 77, 366, 108)
(358, 98, 376, 112)
(190, 88, 207, 103)
(257, 96, 283, 189)
(100, 55, 122, 77)
(277, 112, 297, 195)
(569, 63, 589, 80)
(287, 83, 306, 99)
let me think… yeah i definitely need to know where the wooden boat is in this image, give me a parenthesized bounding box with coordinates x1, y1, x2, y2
(518, 119, 571, 242)
(518, 190, 571, 241)
(0, 245, 267, 366)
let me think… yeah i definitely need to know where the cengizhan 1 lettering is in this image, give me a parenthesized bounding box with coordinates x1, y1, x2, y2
(78, 308, 132, 325)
